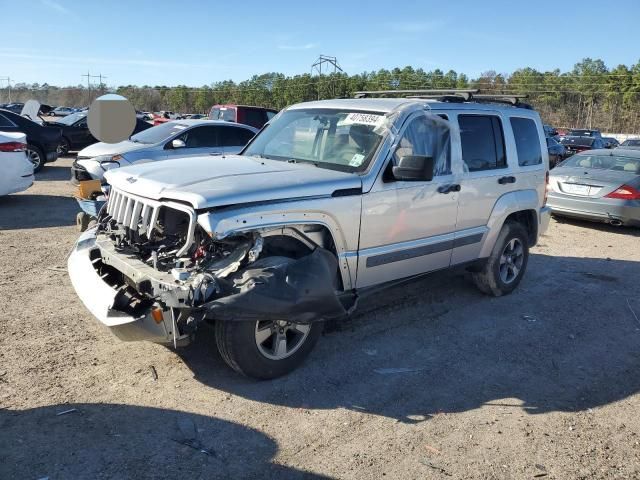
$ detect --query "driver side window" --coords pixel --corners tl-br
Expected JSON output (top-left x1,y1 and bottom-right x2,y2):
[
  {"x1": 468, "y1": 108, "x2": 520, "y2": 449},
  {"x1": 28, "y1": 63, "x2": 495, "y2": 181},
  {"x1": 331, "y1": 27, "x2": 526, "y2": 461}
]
[{"x1": 393, "y1": 115, "x2": 451, "y2": 176}]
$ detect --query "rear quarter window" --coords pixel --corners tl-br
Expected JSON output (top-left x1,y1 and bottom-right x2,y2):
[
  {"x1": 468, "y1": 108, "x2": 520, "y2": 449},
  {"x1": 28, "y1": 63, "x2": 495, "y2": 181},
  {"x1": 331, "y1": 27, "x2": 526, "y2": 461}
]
[{"x1": 510, "y1": 117, "x2": 542, "y2": 166}]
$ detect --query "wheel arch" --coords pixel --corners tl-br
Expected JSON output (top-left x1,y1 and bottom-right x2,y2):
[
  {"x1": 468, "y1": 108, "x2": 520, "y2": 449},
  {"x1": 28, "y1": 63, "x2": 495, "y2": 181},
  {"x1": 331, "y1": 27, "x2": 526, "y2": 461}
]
[{"x1": 478, "y1": 189, "x2": 541, "y2": 258}]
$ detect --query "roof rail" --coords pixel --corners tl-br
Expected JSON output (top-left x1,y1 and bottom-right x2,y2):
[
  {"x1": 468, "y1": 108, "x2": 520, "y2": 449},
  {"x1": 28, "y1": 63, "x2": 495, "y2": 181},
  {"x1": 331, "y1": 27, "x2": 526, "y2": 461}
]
[
  {"x1": 353, "y1": 89, "x2": 532, "y2": 108},
  {"x1": 353, "y1": 89, "x2": 478, "y2": 100}
]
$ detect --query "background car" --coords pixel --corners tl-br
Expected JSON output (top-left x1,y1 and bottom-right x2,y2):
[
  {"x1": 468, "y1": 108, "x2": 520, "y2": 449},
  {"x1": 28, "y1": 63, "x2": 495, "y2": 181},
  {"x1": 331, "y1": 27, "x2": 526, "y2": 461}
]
[
  {"x1": 0, "y1": 131, "x2": 33, "y2": 196},
  {"x1": 0, "y1": 103, "x2": 25, "y2": 114},
  {"x1": 567, "y1": 128, "x2": 602, "y2": 138},
  {"x1": 48, "y1": 106, "x2": 77, "y2": 117},
  {"x1": 618, "y1": 139, "x2": 640, "y2": 150},
  {"x1": 547, "y1": 148, "x2": 640, "y2": 227},
  {"x1": 72, "y1": 119, "x2": 257, "y2": 182},
  {"x1": 546, "y1": 136, "x2": 567, "y2": 168},
  {"x1": 559, "y1": 135, "x2": 606, "y2": 156},
  {"x1": 0, "y1": 108, "x2": 62, "y2": 172},
  {"x1": 603, "y1": 137, "x2": 620, "y2": 149},
  {"x1": 50, "y1": 111, "x2": 153, "y2": 155},
  {"x1": 209, "y1": 104, "x2": 277, "y2": 129}
]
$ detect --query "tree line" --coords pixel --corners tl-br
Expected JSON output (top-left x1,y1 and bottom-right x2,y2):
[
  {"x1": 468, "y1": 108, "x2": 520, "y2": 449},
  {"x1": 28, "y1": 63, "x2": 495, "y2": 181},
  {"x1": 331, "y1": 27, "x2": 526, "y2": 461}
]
[{"x1": 3, "y1": 58, "x2": 640, "y2": 133}]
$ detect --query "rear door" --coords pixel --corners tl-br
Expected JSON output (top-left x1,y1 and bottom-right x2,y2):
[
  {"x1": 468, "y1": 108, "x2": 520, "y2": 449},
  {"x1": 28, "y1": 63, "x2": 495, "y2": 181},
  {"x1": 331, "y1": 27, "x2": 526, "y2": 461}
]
[{"x1": 452, "y1": 111, "x2": 517, "y2": 264}]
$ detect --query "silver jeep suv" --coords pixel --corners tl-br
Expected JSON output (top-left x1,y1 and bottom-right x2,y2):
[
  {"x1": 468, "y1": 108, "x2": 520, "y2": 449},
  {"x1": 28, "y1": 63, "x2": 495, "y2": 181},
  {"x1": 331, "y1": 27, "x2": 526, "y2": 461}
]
[{"x1": 68, "y1": 90, "x2": 551, "y2": 379}]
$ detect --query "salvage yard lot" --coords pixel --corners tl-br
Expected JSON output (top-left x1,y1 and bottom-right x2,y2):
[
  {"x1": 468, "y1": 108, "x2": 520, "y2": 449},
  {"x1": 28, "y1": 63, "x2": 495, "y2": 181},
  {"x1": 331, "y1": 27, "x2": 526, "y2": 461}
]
[{"x1": 1, "y1": 157, "x2": 640, "y2": 479}]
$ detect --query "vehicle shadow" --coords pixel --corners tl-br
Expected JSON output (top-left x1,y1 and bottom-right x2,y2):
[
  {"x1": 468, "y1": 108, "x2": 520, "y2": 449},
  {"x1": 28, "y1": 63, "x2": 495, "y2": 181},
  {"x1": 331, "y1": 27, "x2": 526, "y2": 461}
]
[
  {"x1": 0, "y1": 194, "x2": 77, "y2": 229},
  {"x1": 0, "y1": 403, "x2": 331, "y2": 479},
  {"x1": 37, "y1": 161, "x2": 73, "y2": 182},
  {"x1": 179, "y1": 253, "x2": 640, "y2": 424},
  {"x1": 552, "y1": 215, "x2": 640, "y2": 236}
]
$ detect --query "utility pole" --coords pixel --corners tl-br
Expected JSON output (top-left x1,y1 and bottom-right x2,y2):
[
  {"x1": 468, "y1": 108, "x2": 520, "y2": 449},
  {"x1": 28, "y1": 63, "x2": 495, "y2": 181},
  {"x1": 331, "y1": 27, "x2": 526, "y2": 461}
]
[
  {"x1": 0, "y1": 76, "x2": 11, "y2": 103},
  {"x1": 311, "y1": 55, "x2": 343, "y2": 100},
  {"x1": 81, "y1": 71, "x2": 106, "y2": 105}
]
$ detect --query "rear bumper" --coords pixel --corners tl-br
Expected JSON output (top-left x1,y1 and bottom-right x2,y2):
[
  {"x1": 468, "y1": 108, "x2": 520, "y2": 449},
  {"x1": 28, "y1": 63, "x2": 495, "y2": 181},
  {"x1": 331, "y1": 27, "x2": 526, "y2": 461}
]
[
  {"x1": 67, "y1": 229, "x2": 189, "y2": 344},
  {"x1": 547, "y1": 194, "x2": 640, "y2": 226},
  {"x1": 539, "y1": 206, "x2": 551, "y2": 235}
]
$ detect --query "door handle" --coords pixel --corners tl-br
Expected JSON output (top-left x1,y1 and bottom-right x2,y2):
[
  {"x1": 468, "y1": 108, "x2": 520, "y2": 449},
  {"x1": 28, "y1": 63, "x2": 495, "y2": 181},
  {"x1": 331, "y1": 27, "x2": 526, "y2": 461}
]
[
  {"x1": 437, "y1": 184, "x2": 461, "y2": 194},
  {"x1": 498, "y1": 176, "x2": 516, "y2": 184}
]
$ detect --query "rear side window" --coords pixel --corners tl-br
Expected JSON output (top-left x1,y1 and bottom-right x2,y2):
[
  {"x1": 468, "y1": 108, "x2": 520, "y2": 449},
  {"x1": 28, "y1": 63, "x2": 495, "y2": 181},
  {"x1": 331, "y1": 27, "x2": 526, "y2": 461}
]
[
  {"x1": 459, "y1": 115, "x2": 506, "y2": 172},
  {"x1": 219, "y1": 126, "x2": 255, "y2": 147},
  {"x1": 510, "y1": 117, "x2": 542, "y2": 166},
  {"x1": 0, "y1": 113, "x2": 15, "y2": 127}
]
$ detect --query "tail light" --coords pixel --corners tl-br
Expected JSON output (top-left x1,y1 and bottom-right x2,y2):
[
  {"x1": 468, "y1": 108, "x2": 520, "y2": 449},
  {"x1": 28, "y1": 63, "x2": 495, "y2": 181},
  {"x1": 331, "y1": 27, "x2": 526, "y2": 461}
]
[
  {"x1": 0, "y1": 142, "x2": 27, "y2": 152},
  {"x1": 605, "y1": 185, "x2": 640, "y2": 200},
  {"x1": 544, "y1": 171, "x2": 550, "y2": 206}
]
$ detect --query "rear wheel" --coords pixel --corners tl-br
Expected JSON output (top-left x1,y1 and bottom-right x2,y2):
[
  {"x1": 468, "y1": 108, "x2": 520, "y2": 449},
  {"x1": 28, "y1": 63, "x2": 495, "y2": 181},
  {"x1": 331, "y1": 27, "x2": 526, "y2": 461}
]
[
  {"x1": 26, "y1": 144, "x2": 45, "y2": 173},
  {"x1": 57, "y1": 137, "x2": 70, "y2": 156},
  {"x1": 215, "y1": 319, "x2": 322, "y2": 379},
  {"x1": 472, "y1": 221, "x2": 529, "y2": 296}
]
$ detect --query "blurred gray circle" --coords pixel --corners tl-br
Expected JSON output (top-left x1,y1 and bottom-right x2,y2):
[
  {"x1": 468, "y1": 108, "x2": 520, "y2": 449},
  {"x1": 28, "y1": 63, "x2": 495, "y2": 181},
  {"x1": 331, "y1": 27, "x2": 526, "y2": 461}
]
[{"x1": 87, "y1": 94, "x2": 136, "y2": 143}]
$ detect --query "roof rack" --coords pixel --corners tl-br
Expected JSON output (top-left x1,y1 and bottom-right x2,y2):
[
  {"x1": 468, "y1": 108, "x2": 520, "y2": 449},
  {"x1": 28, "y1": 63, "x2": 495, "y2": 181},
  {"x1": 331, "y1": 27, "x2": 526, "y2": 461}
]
[
  {"x1": 353, "y1": 89, "x2": 532, "y2": 108},
  {"x1": 354, "y1": 89, "x2": 478, "y2": 100}
]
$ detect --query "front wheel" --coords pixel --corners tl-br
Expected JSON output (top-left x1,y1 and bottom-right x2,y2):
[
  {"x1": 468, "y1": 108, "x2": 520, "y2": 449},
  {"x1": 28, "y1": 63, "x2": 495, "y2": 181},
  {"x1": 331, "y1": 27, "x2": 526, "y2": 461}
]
[
  {"x1": 215, "y1": 319, "x2": 322, "y2": 379},
  {"x1": 472, "y1": 221, "x2": 529, "y2": 296}
]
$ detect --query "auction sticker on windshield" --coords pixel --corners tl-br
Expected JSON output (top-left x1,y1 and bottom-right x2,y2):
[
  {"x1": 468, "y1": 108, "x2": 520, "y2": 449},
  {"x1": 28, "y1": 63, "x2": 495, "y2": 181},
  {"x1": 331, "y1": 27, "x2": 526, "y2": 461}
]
[{"x1": 338, "y1": 113, "x2": 385, "y2": 128}]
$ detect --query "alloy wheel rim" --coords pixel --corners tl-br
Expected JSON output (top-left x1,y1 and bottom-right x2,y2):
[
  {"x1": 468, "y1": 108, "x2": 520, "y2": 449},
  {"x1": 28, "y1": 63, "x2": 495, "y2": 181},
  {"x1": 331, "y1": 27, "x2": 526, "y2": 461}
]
[
  {"x1": 27, "y1": 149, "x2": 41, "y2": 168},
  {"x1": 255, "y1": 320, "x2": 311, "y2": 360},
  {"x1": 57, "y1": 139, "x2": 69, "y2": 155},
  {"x1": 499, "y1": 238, "x2": 524, "y2": 284}
]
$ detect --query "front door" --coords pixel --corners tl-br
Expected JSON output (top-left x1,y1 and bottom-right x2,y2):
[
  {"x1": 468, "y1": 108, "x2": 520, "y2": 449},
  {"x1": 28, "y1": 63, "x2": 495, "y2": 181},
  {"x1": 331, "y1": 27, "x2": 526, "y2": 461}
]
[
  {"x1": 356, "y1": 112, "x2": 459, "y2": 288},
  {"x1": 165, "y1": 125, "x2": 222, "y2": 160}
]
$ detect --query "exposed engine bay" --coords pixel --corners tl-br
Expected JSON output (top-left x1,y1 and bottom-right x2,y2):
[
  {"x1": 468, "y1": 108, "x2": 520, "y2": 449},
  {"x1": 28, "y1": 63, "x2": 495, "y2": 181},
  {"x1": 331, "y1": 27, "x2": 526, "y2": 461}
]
[{"x1": 90, "y1": 195, "x2": 348, "y2": 333}]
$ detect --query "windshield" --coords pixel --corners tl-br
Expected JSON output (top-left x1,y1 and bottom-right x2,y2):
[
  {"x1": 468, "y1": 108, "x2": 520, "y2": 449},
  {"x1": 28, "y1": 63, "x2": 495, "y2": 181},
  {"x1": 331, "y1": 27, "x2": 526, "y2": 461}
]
[
  {"x1": 56, "y1": 112, "x2": 86, "y2": 125},
  {"x1": 621, "y1": 139, "x2": 640, "y2": 147},
  {"x1": 560, "y1": 136, "x2": 594, "y2": 147},
  {"x1": 129, "y1": 121, "x2": 188, "y2": 144},
  {"x1": 243, "y1": 108, "x2": 386, "y2": 172},
  {"x1": 559, "y1": 154, "x2": 640, "y2": 172},
  {"x1": 209, "y1": 107, "x2": 236, "y2": 121}
]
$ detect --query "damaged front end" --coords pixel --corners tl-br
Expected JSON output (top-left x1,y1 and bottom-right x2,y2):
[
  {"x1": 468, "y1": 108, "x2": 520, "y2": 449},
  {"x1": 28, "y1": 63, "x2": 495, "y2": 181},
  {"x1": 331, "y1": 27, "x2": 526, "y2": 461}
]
[{"x1": 67, "y1": 188, "x2": 346, "y2": 346}]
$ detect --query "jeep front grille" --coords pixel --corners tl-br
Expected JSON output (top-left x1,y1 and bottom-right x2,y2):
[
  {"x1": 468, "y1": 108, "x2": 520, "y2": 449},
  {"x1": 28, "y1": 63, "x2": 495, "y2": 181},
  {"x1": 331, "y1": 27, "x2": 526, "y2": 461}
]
[{"x1": 106, "y1": 188, "x2": 197, "y2": 257}]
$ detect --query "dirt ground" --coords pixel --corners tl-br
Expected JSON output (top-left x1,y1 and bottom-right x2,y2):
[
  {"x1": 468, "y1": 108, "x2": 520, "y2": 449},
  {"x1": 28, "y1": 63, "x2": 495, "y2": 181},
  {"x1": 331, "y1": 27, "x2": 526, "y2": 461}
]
[{"x1": 1, "y1": 157, "x2": 640, "y2": 480}]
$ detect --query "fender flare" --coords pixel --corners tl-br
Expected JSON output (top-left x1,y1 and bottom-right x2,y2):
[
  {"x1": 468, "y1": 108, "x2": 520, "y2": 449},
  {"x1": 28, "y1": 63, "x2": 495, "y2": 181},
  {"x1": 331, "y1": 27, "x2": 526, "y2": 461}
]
[{"x1": 478, "y1": 189, "x2": 540, "y2": 258}]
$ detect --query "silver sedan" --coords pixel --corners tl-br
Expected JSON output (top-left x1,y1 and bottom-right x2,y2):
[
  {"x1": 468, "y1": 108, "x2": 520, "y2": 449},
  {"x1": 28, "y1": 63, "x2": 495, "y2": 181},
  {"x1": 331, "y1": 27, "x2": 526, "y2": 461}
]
[{"x1": 547, "y1": 149, "x2": 640, "y2": 227}]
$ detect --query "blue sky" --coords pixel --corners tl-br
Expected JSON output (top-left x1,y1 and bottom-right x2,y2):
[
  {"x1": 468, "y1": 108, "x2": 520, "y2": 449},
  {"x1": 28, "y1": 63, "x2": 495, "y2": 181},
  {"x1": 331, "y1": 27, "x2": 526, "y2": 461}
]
[{"x1": 1, "y1": 0, "x2": 639, "y2": 87}]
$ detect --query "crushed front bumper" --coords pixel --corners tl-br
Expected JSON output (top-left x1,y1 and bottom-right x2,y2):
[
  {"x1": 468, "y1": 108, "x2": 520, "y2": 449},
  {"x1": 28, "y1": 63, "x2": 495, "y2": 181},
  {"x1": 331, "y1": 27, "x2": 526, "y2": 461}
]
[{"x1": 67, "y1": 229, "x2": 189, "y2": 344}]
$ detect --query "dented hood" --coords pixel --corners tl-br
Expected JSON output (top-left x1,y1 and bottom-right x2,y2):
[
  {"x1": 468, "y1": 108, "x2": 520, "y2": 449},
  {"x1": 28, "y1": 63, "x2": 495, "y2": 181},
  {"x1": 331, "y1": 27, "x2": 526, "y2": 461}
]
[{"x1": 104, "y1": 154, "x2": 362, "y2": 209}]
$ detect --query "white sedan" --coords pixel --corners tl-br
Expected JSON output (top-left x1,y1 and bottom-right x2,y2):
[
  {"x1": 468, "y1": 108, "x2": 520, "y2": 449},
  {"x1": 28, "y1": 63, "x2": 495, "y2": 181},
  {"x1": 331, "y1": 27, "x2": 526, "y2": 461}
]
[{"x1": 0, "y1": 131, "x2": 34, "y2": 196}]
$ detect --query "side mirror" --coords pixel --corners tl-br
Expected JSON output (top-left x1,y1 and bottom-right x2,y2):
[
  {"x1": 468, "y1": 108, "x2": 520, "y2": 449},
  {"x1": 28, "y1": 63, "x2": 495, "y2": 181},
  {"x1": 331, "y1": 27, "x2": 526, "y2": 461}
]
[
  {"x1": 171, "y1": 138, "x2": 186, "y2": 149},
  {"x1": 392, "y1": 155, "x2": 434, "y2": 182}
]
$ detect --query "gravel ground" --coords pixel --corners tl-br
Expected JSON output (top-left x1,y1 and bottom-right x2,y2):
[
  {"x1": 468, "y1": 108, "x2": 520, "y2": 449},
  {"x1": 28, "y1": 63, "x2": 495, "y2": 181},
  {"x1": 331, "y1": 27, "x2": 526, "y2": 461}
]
[{"x1": 1, "y1": 156, "x2": 640, "y2": 479}]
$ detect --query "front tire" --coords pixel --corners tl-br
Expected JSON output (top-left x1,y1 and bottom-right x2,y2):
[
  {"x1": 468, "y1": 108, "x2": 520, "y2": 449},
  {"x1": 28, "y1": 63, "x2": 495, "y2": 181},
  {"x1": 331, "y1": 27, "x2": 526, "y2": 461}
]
[
  {"x1": 215, "y1": 319, "x2": 322, "y2": 379},
  {"x1": 472, "y1": 221, "x2": 529, "y2": 297}
]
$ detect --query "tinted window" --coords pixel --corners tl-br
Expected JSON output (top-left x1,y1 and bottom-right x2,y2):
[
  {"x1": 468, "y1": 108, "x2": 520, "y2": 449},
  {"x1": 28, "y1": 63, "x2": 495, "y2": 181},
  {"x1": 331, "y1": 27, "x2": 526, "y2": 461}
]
[
  {"x1": 243, "y1": 108, "x2": 265, "y2": 128},
  {"x1": 266, "y1": 111, "x2": 277, "y2": 120},
  {"x1": 183, "y1": 126, "x2": 218, "y2": 148},
  {"x1": 459, "y1": 115, "x2": 506, "y2": 171},
  {"x1": 219, "y1": 126, "x2": 255, "y2": 147},
  {"x1": 510, "y1": 117, "x2": 542, "y2": 166},
  {"x1": 561, "y1": 137, "x2": 594, "y2": 147},
  {"x1": 393, "y1": 115, "x2": 451, "y2": 176},
  {"x1": 0, "y1": 113, "x2": 15, "y2": 127}
]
